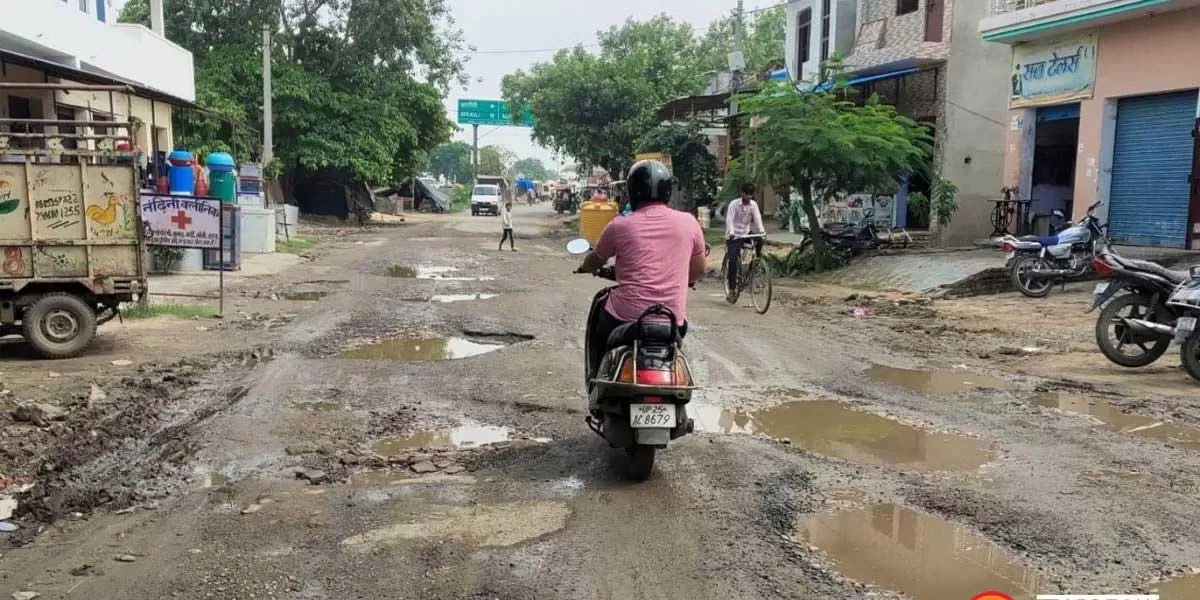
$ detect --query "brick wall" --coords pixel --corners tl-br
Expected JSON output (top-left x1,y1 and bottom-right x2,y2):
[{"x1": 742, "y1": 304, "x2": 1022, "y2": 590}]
[{"x1": 845, "y1": 0, "x2": 953, "y2": 72}]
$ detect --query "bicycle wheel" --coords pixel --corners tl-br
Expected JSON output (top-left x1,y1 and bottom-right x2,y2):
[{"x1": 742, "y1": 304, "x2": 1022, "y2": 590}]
[
  {"x1": 721, "y1": 254, "x2": 739, "y2": 304},
  {"x1": 749, "y1": 258, "x2": 772, "y2": 314}
]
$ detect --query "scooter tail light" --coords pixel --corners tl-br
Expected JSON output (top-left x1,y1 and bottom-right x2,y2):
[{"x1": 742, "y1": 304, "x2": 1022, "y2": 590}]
[
  {"x1": 636, "y1": 368, "x2": 678, "y2": 386},
  {"x1": 1001, "y1": 242, "x2": 1015, "y2": 254},
  {"x1": 1092, "y1": 256, "x2": 1115, "y2": 277},
  {"x1": 640, "y1": 396, "x2": 664, "y2": 404}
]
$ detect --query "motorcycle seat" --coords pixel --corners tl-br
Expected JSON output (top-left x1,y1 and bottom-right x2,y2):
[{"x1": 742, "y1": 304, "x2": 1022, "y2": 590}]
[
  {"x1": 607, "y1": 320, "x2": 681, "y2": 348},
  {"x1": 1016, "y1": 235, "x2": 1042, "y2": 242},
  {"x1": 1036, "y1": 235, "x2": 1059, "y2": 246},
  {"x1": 1118, "y1": 258, "x2": 1190, "y2": 284}
]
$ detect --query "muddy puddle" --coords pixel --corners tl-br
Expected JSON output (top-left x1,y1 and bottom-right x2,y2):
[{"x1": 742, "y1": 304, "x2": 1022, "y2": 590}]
[
  {"x1": 293, "y1": 401, "x2": 342, "y2": 412},
  {"x1": 373, "y1": 424, "x2": 510, "y2": 454},
  {"x1": 1157, "y1": 574, "x2": 1200, "y2": 598},
  {"x1": 691, "y1": 400, "x2": 992, "y2": 471},
  {"x1": 865, "y1": 363, "x2": 1011, "y2": 395},
  {"x1": 801, "y1": 504, "x2": 1042, "y2": 600},
  {"x1": 340, "y1": 336, "x2": 505, "y2": 361},
  {"x1": 341, "y1": 501, "x2": 570, "y2": 550},
  {"x1": 282, "y1": 290, "x2": 329, "y2": 301},
  {"x1": 205, "y1": 472, "x2": 229, "y2": 488},
  {"x1": 1034, "y1": 393, "x2": 1200, "y2": 451},
  {"x1": 348, "y1": 469, "x2": 413, "y2": 486},
  {"x1": 389, "y1": 265, "x2": 494, "y2": 281}
]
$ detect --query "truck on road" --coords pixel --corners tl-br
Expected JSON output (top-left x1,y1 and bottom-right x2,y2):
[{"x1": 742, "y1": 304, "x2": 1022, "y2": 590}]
[
  {"x1": 471, "y1": 175, "x2": 508, "y2": 216},
  {"x1": 0, "y1": 83, "x2": 146, "y2": 358}
]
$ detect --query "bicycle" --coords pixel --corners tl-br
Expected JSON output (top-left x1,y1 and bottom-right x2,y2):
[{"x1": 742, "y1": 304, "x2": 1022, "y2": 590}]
[{"x1": 720, "y1": 233, "x2": 772, "y2": 314}]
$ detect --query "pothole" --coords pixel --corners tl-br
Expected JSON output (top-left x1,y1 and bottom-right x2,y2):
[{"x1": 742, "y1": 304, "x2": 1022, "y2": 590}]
[
  {"x1": 348, "y1": 469, "x2": 414, "y2": 486},
  {"x1": 282, "y1": 291, "x2": 329, "y2": 301},
  {"x1": 692, "y1": 400, "x2": 993, "y2": 471},
  {"x1": 800, "y1": 504, "x2": 1043, "y2": 599},
  {"x1": 373, "y1": 424, "x2": 511, "y2": 455},
  {"x1": 340, "y1": 336, "x2": 506, "y2": 361},
  {"x1": 865, "y1": 363, "x2": 1011, "y2": 395},
  {"x1": 388, "y1": 265, "x2": 494, "y2": 281},
  {"x1": 430, "y1": 293, "x2": 499, "y2": 303},
  {"x1": 1156, "y1": 573, "x2": 1200, "y2": 598},
  {"x1": 1034, "y1": 393, "x2": 1200, "y2": 451},
  {"x1": 204, "y1": 472, "x2": 229, "y2": 488},
  {"x1": 293, "y1": 401, "x2": 343, "y2": 412},
  {"x1": 340, "y1": 501, "x2": 571, "y2": 550}
]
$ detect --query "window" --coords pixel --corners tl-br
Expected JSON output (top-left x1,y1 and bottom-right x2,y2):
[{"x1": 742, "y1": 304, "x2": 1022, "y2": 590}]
[
  {"x1": 898, "y1": 0, "x2": 919, "y2": 15},
  {"x1": 820, "y1": 0, "x2": 832, "y2": 62},
  {"x1": 796, "y1": 8, "x2": 812, "y2": 65},
  {"x1": 473, "y1": 186, "x2": 499, "y2": 196}
]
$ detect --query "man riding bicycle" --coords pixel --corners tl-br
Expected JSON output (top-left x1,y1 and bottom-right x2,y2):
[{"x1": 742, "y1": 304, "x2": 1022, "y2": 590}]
[{"x1": 725, "y1": 183, "x2": 766, "y2": 299}]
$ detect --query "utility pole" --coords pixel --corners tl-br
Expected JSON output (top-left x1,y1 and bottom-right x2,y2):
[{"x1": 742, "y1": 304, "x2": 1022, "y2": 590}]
[
  {"x1": 472, "y1": 124, "x2": 479, "y2": 180},
  {"x1": 262, "y1": 25, "x2": 274, "y2": 168},
  {"x1": 727, "y1": 0, "x2": 746, "y2": 167}
]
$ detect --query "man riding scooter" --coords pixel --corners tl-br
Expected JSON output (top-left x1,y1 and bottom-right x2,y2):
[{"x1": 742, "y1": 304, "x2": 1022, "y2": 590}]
[{"x1": 575, "y1": 159, "x2": 707, "y2": 392}]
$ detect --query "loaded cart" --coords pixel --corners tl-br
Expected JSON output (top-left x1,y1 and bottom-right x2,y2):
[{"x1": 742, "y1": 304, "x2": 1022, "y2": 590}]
[{"x1": 0, "y1": 83, "x2": 146, "y2": 358}]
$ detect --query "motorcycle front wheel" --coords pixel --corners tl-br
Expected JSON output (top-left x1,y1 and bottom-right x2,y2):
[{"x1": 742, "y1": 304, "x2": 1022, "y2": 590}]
[
  {"x1": 626, "y1": 445, "x2": 656, "y2": 480},
  {"x1": 1010, "y1": 255, "x2": 1054, "y2": 298},
  {"x1": 1181, "y1": 332, "x2": 1200, "y2": 383},
  {"x1": 1095, "y1": 293, "x2": 1170, "y2": 368}
]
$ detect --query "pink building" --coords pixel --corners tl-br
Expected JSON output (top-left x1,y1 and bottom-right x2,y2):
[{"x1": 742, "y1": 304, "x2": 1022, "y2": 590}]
[{"x1": 981, "y1": 0, "x2": 1200, "y2": 249}]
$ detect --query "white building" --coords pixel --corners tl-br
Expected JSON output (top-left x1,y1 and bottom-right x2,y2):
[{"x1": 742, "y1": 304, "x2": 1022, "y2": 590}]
[{"x1": 0, "y1": 0, "x2": 195, "y2": 161}]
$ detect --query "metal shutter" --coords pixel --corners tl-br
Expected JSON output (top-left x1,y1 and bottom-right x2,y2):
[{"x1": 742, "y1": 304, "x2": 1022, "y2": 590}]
[{"x1": 1109, "y1": 90, "x2": 1198, "y2": 248}]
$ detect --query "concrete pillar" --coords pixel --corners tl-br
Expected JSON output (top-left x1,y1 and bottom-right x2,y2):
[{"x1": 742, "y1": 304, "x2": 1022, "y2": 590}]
[{"x1": 150, "y1": 0, "x2": 165, "y2": 36}]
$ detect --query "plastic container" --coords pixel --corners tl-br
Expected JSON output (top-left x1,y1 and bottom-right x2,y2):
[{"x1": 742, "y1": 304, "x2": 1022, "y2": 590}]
[
  {"x1": 206, "y1": 152, "x2": 237, "y2": 204},
  {"x1": 697, "y1": 206, "x2": 711, "y2": 229},
  {"x1": 580, "y1": 200, "x2": 619, "y2": 245},
  {"x1": 167, "y1": 149, "x2": 195, "y2": 195}
]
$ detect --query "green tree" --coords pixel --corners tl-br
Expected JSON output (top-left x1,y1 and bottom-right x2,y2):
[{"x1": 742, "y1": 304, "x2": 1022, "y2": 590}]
[
  {"x1": 478, "y1": 145, "x2": 514, "y2": 177},
  {"x1": 120, "y1": 0, "x2": 463, "y2": 204},
  {"x1": 502, "y1": 15, "x2": 704, "y2": 178},
  {"x1": 635, "y1": 122, "x2": 719, "y2": 210},
  {"x1": 696, "y1": 5, "x2": 787, "y2": 76},
  {"x1": 737, "y1": 75, "x2": 933, "y2": 270},
  {"x1": 511, "y1": 157, "x2": 556, "y2": 182},
  {"x1": 429, "y1": 141, "x2": 473, "y2": 184}
]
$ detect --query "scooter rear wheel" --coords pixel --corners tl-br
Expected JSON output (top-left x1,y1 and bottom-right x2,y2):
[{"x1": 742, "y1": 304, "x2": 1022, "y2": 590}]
[
  {"x1": 1182, "y1": 332, "x2": 1200, "y2": 383},
  {"x1": 1094, "y1": 293, "x2": 1170, "y2": 368},
  {"x1": 1011, "y1": 255, "x2": 1054, "y2": 298},
  {"x1": 626, "y1": 445, "x2": 656, "y2": 480}
]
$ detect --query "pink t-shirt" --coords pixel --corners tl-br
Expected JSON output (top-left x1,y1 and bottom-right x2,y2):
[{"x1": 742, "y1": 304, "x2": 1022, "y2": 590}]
[{"x1": 593, "y1": 203, "x2": 705, "y2": 324}]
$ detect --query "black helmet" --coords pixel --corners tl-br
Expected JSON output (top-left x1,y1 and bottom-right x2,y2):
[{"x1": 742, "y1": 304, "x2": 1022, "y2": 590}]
[{"x1": 626, "y1": 159, "x2": 673, "y2": 210}]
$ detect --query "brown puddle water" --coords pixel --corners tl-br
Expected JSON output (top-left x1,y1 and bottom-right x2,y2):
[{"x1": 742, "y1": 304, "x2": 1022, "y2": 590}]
[
  {"x1": 388, "y1": 265, "x2": 494, "y2": 281},
  {"x1": 1157, "y1": 574, "x2": 1200, "y2": 599},
  {"x1": 373, "y1": 424, "x2": 510, "y2": 455},
  {"x1": 293, "y1": 401, "x2": 343, "y2": 412},
  {"x1": 1034, "y1": 393, "x2": 1200, "y2": 451},
  {"x1": 692, "y1": 400, "x2": 992, "y2": 471},
  {"x1": 340, "y1": 337, "x2": 504, "y2": 361},
  {"x1": 282, "y1": 291, "x2": 329, "y2": 301},
  {"x1": 866, "y1": 364, "x2": 1011, "y2": 395},
  {"x1": 801, "y1": 504, "x2": 1042, "y2": 600},
  {"x1": 348, "y1": 469, "x2": 413, "y2": 486}
]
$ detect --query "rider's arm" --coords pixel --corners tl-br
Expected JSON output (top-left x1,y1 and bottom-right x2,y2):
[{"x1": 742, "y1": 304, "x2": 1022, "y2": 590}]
[
  {"x1": 688, "y1": 223, "x2": 707, "y2": 284},
  {"x1": 724, "y1": 202, "x2": 735, "y2": 240},
  {"x1": 751, "y1": 201, "x2": 765, "y2": 234},
  {"x1": 577, "y1": 219, "x2": 620, "y2": 273},
  {"x1": 577, "y1": 251, "x2": 606, "y2": 274}
]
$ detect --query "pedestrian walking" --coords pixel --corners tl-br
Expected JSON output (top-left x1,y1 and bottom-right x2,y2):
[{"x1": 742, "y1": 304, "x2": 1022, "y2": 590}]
[{"x1": 499, "y1": 201, "x2": 517, "y2": 251}]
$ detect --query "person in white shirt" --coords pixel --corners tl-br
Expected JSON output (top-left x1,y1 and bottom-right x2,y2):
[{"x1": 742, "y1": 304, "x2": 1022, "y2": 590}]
[
  {"x1": 725, "y1": 183, "x2": 766, "y2": 296},
  {"x1": 498, "y1": 201, "x2": 516, "y2": 251}
]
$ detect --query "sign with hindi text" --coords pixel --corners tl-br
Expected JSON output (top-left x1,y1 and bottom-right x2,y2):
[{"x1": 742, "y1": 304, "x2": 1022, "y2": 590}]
[
  {"x1": 1010, "y1": 30, "x2": 1098, "y2": 108},
  {"x1": 140, "y1": 195, "x2": 221, "y2": 249}
]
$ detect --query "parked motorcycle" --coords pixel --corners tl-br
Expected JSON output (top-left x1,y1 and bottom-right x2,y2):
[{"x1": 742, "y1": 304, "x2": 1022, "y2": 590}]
[
  {"x1": 1000, "y1": 201, "x2": 1109, "y2": 298},
  {"x1": 1088, "y1": 250, "x2": 1193, "y2": 367},
  {"x1": 555, "y1": 192, "x2": 579, "y2": 215},
  {"x1": 567, "y1": 238, "x2": 700, "y2": 480},
  {"x1": 1167, "y1": 268, "x2": 1200, "y2": 381},
  {"x1": 798, "y1": 209, "x2": 908, "y2": 257}
]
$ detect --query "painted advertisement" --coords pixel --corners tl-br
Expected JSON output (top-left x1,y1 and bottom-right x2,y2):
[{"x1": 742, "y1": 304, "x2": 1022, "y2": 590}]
[
  {"x1": 1010, "y1": 30, "x2": 1098, "y2": 108},
  {"x1": 140, "y1": 195, "x2": 221, "y2": 249}
]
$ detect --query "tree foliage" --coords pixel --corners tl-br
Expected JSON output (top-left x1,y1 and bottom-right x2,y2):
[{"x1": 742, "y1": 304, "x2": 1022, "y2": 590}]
[
  {"x1": 502, "y1": 15, "x2": 706, "y2": 178},
  {"x1": 635, "y1": 122, "x2": 719, "y2": 209},
  {"x1": 429, "y1": 141, "x2": 473, "y2": 184},
  {"x1": 737, "y1": 73, "x2": 933, "y2": 269},
  {"x1": 119, "y1": 0, "x2": 464, "y2": 199},
  {"x1": 511, "y1": 157, "x2": 556, "y2": 182},
  {"x1": 695, "y1": 5, "x2": 787, "y2": 76},
  {"x1": 477, "y1": 145, "x2": 514, "y2": 177}
]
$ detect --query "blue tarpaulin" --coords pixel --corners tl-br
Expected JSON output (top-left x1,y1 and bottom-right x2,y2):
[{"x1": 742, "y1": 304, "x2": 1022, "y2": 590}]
[
  {"x1": 768, "y1": 68, "x2": 788, "y2": 81},
  {"x1": 810, "y1": 68, "x2": 919, "y2": 93}
]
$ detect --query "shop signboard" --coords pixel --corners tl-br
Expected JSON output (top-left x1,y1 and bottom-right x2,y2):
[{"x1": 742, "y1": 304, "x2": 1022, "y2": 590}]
[
  {"x1": 140, "y1": 194, "x2": 221, "y2": 248},
  {"x1": 1010, "y1": 30, "x2": 1098, "y2": 108}
]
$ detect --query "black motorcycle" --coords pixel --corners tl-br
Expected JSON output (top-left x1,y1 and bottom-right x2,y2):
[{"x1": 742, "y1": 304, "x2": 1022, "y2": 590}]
[
  {"x1": 554, "y1": 192, "x2": 579, "y2": 215},
  {"x1": 1089, "y1": 250, "x2": 1193, "y2": 368},
  {"x1": 797, "y1": 209, "x2": 907, "y2": 257},
  {"x1": 1167, "y1": 268, "x2": 1200, "y2": 382}
]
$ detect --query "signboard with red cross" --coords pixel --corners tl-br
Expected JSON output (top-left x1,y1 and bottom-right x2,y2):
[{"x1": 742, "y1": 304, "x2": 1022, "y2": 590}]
[{"x1": 139, "y1": 194, "x2": 222, "y2": 248}]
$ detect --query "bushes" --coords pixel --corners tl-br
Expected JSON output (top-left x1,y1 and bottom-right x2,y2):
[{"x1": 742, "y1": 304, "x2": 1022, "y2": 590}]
[{"x1": 764, "y1": 245, "x2": 850, "y2": 278}]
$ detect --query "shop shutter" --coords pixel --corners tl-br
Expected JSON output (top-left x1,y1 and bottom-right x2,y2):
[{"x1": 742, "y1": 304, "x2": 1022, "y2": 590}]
[{"x1": 1109, "y1": 90, "x2": 1198, "y2": 248}]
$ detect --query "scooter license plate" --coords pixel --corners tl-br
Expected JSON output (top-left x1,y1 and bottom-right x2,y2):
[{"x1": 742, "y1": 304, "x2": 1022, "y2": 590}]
[
  {"x1": 630, "y1": 404, "x2": 677, "y2": 428},
  {"x1": 1005, "y1": 251, "x2": 1014, "y2": 261},
  {"x1": 1093, "y1": 282, "x2": 1108, "y2": 295},
  {"x1": 1178, "y1": 317, "x2": 1197, "y2": 333}
]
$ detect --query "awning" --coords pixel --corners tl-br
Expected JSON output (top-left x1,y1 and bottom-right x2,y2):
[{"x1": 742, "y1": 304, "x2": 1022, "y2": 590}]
[
  {"x1": 0, "y1": 48, "x2": 198, "y2": 109},
  {"x1": 811, "y1": 67, "x2": 919, "y2": 93}
]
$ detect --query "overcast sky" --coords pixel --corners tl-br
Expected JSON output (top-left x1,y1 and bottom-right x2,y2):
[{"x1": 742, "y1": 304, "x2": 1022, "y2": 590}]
[{"x1": 114, "y1": 0, "x2": 776, "y2": 172}]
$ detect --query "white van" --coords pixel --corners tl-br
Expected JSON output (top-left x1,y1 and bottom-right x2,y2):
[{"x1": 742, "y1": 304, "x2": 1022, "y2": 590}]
[{"x1": 470, "y1": 184, "x2": 502, "y2": 216}]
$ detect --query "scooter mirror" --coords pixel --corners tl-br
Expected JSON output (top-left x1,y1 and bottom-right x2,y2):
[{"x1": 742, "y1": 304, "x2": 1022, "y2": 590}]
[
  {"x1": 704, "y1": 243, "x2": 712, "y2": 257},
  {"x1": 1052, "y1": 209, "x2": 1065, "y2": 219},
  {"x1": 566, "y1": 238, "x2": 592, "y2": 255}
]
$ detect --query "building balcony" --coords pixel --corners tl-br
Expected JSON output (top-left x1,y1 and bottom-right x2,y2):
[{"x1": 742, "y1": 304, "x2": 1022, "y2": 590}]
[
  {"x1": 981, "y1": 0, "x2": 1200, "y2": 43},
  {"x1": 0, "y1": 0, "x2": 194, "y2": 102}
]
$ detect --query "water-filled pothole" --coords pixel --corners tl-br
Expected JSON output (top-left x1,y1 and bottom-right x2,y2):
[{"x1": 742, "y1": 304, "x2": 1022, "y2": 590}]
[
  {"x1": 388, "y1": 265, "x2": 494, "y2": 281},
  {"x1": 1034, "y1": 393, "x2": 1200, "y2": 451},
  {"x1": 1157, "y1": 574, "x2": 1200, "y2": 598},
  {"x1": 430, "y1": 293, "x2": 499, "y2": 303},
  {"x1": 341, "y1": 501, "x2": 570, "y2": 550},
  {"x1": 348, "y1": 469, "x2": 413, "y2": 486},
  {"x1": 801, "y1": 504, "x2": 1042, "y2": 599},
  {"x1": 282, "y1": 290, "x2": 329, "y2": 301},
  {"x1": 340, "y1": 337, "x2": 505, "y2": 361},
  {"x1": 293, "y1": 401, "x2": 343, "y2": 412},
  {"x1": 373, "y1": 424, "x2": 510, "y2": 455},
  {"x1": 692, "y1": 400, "x2": 992, "y2": 471},
  {"x1": 865, "y1": 364, "x2": 1011, "y2": 395}
]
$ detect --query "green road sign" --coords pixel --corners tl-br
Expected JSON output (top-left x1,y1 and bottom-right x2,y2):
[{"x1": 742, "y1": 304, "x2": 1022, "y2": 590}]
[{"x1": 457, "y1": 99, "x2": 534, "y2": 127}]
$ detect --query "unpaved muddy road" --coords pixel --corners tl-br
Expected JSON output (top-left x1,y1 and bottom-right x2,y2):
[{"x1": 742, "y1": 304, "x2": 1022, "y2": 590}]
[{"x1": 2, "y1": 204, "x2": 1199, "y2": 600}]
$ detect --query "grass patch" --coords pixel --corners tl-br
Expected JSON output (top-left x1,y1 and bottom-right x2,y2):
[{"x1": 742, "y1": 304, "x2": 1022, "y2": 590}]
[
  {"x1": 277, "y1": 234, "x2": 317, "y2": 254},
  {"x1": 704, "y1": 227, "x2": 726, "y2": 247},
  {"x1": 123, "y1": 303, "x2": 215, "y2": 319}
]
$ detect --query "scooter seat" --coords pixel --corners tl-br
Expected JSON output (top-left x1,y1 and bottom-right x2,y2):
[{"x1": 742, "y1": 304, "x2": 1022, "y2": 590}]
[
  {"x1": 1117, "y1": 258, "x2": 1190, "y2": 284},
  {"x1": 607, "y1": 321, "x2": 681, "y2": 348}
]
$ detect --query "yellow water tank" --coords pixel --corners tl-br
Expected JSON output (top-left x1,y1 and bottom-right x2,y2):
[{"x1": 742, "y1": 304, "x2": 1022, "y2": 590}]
[{"x1": 580, "y1": 200, "x2": 619, "y2": 245}]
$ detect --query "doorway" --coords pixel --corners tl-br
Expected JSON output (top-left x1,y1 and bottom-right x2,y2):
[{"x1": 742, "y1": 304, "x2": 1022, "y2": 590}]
[{"x1": 1031, "y1": 103, "x2": 1079, "y2": 231}]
